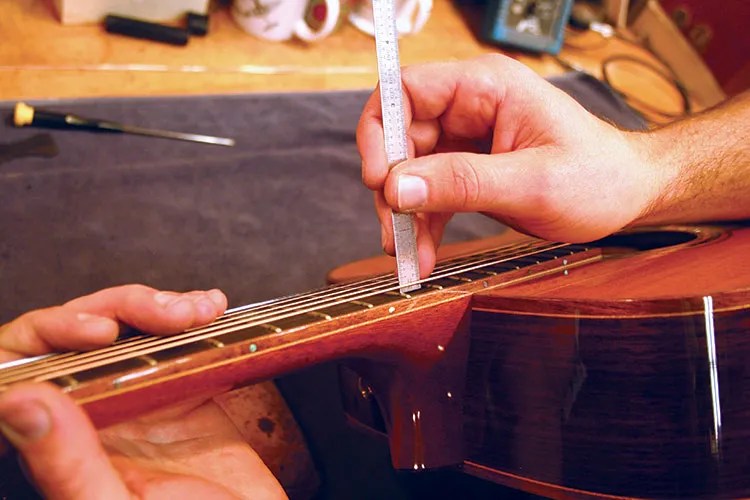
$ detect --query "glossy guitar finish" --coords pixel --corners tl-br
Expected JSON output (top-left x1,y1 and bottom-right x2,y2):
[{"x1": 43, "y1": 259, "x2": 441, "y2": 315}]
[
  {"x1": 1, "y1": 224, "x2": 749, "y2": 499},
  {"x1": 334, "y1": 224, "x2": 750, "y2": 499}
]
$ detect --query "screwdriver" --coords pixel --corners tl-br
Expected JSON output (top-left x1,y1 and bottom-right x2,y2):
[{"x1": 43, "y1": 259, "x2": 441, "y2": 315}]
[{"x1": 12, "y1": 102, "x2": 235, "y2": 147}]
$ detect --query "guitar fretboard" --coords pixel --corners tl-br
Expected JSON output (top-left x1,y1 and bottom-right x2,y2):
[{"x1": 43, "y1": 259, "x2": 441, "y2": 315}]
[{"x1": 0, "y1": 239, "x2": 591, "y2": 393}]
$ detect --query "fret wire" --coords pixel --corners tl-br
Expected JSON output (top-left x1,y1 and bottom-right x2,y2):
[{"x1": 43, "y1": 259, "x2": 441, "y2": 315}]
[
  {"x1": 0, "y1": 260, "x2": 425, "y2": 381},
  {"x1": 0, "y1": 292, "x2": 334, "y2": 376},
  {"x1": 0, "y1": 239, "x2": 563, "y2": 384},
  {"x1": 0, "y1": 238, "x2": 552, "y2": 380},
  {"x1": 0, "y1": 256, "x2": 427, "y2": 380},
  {"x1": 0, "y1": 334, "x2": 143, "y2": 370},
  {"x1": 217, "y1": 273, "x2": 388, "y2": 319},
  {"x1": 0, "y1": 240, "x2": 567, "y2": 385},
  {"x1": 213, "y1": 237, "x2": 547, "y2": 322},
  {"x1": 0, "y1": 240, "x2": 571, "y2": 385}
]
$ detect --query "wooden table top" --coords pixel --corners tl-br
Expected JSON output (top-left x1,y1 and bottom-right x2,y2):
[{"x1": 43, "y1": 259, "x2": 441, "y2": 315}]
[{"x1": 1, "y1": 0, "x2": 691, "y2": 121}]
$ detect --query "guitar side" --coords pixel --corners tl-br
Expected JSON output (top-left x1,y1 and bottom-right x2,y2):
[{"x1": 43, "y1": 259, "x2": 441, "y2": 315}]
[
  {"x1": 335, "y1": 224, "x2": 750, "y2": 499},
  {"x1": 2, "y1": 224, "x2": 748, "y2": 499}
]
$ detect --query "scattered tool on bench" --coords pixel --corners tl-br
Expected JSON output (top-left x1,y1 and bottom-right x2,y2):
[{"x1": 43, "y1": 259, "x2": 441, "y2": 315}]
[{"x1": 12, "y1": 102, "x2": 235, "y2": 147}]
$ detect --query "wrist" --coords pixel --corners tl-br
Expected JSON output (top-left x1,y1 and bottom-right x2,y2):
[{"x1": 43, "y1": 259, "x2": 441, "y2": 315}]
[{"x1": 625, "y1": 127, "x2": 686, "y2": 226}]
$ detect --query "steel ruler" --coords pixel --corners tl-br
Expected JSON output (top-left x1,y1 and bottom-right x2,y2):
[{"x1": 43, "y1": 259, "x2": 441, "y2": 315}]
[{"x1": 372, "y1": 0, "x2": 421, "y2": 293}]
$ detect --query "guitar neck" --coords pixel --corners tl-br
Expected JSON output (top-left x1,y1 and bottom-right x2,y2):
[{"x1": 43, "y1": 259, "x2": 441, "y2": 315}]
[
  {"x1": 0, "y1": 238, "x2": 593, "y2": 428},
  {"x1": 5, "y1": 224, "x2": 750, "y2": 498}
]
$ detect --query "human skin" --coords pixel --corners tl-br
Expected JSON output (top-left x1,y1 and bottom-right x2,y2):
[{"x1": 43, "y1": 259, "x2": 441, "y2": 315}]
[
  {"x1": 0, "y1": 285, "x2": 287, "y2": 500},
  {"x1": 357, "y1": 54, "x2": 750, "y2": 277}
]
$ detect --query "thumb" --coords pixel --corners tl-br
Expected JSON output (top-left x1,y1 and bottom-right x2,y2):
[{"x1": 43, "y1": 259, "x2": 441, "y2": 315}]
[
  {"x1": 0, "y1": 383, "x2": 130, "y2": 500},
  {"x1": 384, "y1": 149, "x2": 548, "y2": 215}
]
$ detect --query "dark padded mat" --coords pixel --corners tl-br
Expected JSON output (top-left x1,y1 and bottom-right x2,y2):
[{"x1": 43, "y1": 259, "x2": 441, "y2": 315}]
[{"x1": 0, "y1": 71, "x2": 645, "y2": 499}]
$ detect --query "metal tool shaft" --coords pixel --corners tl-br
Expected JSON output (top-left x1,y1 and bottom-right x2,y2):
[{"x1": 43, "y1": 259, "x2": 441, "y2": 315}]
[
  {"x1": 117, "y1": 124, "x2": 235, "y2": 146},
  {"x1": 13, "y1": 102, "x2": 235, "y2": 147}
]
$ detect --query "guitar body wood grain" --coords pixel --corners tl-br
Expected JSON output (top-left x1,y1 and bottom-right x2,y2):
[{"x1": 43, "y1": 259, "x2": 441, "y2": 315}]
[
  {"x1": 2, "y1": 224, "x2": 749, "y2": 499},
  {"x1": 334, "y1": 224, "x2": 750, "y2": 499}
]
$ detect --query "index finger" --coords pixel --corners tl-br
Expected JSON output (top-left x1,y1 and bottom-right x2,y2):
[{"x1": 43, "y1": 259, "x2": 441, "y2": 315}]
[
  {"x1": 357, "y1": 84, "x2": 389, "y2": 190},
  {"x1": 0, "y1": 286, "x2": 227, "y2": 361},
  {"x1": 358, "y1": 57, "x2": 509, "y2": 191},
  {"x1": 358, "y1": 77, "x2": 423, "y2": 191},
  {"x1": 63, "y1": 285, "x2": 227, "y2": 334}
]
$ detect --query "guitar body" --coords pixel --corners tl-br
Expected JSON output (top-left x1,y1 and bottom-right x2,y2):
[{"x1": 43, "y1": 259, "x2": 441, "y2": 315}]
[
  {"x1": 331, "y1": 224, "x2": 750, "y2": 499},
  {"x1": 2, "y1": 224, "x2": 749, "y2": 499}
]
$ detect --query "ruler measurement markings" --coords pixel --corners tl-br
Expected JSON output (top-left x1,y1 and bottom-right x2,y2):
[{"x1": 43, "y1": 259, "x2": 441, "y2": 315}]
[{"x1": 372, "y1": 0, "x2": 421, "y2": 293}]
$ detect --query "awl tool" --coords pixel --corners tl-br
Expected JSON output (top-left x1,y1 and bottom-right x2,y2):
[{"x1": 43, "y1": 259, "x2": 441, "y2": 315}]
[{"x1": 13, "y1": 102, "x2": 235, "y2": 147}]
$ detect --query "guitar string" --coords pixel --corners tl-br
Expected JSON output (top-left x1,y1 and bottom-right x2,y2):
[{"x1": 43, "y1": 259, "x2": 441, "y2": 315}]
[
  {"x1": 0, "y1": 290, "x2": 308, "y2": 369},
  {"x1": 0, "y1": 240, "x2": 542, "y2": 376},
  {"x1": 0, "y1": 240, "x2": 568, "y2": 385},
  {"x1": 0, "y1": 239, "x2": 550, "y2": 380},
  {"x1": 31, "y1": 244, "x2": 571, "y2": 384},
  {"x1": 0, "y1": 240, "x2": 473, "y2": 379},
  {"x1": 0, "y1": 282, "x2": 345, "y2": 371},
  {"x1": 208, "y1": 239, "x2": 540, "y2": 325},
  {"x1": 0, "y1": 286, "x2": 314, "y2": 374},
  {"x1": 0, "y1": 240, "x2": 571, "y2": 384},
  {"x1": 0, "y1": 240, "x2": 563, "y2": 384}
]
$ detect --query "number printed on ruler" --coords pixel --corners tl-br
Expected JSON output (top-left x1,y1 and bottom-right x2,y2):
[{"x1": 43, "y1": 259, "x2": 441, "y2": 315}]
[
  {"x1": 373, "y1": 3, "x2": 407, "y2": 165},
  {"x1": 372, "y1": 0, "x2": 421, "y2": 293}
]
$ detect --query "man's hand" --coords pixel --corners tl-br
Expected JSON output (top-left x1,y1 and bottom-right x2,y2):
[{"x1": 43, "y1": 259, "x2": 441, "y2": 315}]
[
  {"x1": 357, "y1": 54, "x2": 670, "y2": 277},
  {"x1": 0, "y1": 285, "x2": 287, "y2": 499},
  {"x1": 0, "y1": 285, "x2": 227, "y2": 363}
]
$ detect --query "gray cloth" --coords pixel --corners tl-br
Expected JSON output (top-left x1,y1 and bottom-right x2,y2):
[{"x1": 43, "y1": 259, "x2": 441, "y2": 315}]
[
  {"x1": 0, "y1": 91, "x2": 503, "y2": 320},
  {"x1": 0, "y1": 71, "x2": 644, "y2": 321},
  {"x1": 0, "y1": 71, "x2": 644, "y2": 499}
]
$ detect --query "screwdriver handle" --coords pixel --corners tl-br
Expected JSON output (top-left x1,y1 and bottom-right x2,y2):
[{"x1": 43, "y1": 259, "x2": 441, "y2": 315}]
[
  {"x1": 12, "y1": 102, "x2": 234, "y2": 146},
  {"x1": 105, "y1": 15, "x2": 189, "y2": 46},
  {"x1": 13, "y1": 103, "x2": 121, "y2": 133}
]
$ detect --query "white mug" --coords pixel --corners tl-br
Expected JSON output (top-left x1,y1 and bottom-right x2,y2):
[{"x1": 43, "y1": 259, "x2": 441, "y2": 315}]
[
  {"x1": 348, "y1": 0, "x2": 432, "y2": 37},
  {"x1": 232, "y1": 0, "x2": 341, "y2": 42}
]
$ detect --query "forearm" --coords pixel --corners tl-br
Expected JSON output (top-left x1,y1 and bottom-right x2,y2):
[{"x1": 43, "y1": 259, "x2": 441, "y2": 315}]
[{"x1": 637, "y1": 90, "x2": 750, "y2": 225}]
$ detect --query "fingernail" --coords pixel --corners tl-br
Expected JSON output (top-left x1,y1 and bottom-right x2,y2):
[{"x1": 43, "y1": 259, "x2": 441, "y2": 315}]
[
  {"x1": 0, "y1": 400, "x2": 51, "y2": 446},
  {"x1": 154, "y1": 291, "x2": 179, "y2": 307},
  {"x1": 397, "y1": 175, "x2": 427, "y2": 211},
  {"x1": 207, "y1": 289, "x2": 225, "y2": 308}
]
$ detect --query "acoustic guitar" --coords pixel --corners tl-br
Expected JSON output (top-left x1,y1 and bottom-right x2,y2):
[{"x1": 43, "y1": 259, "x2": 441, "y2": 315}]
[{"x1": 1, "y1": 223, "x2": 749, "y2": 499}]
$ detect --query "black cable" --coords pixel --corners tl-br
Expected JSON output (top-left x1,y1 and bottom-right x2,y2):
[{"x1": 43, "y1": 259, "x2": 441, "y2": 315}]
[
  {"x1": 601, "y1": 54, "x2": 692, "y2": 121},
  {"x1": 553, "y1": 55, "x2": 587, "y2": 73},
  {"x1": 608, "y1": 31, "x2": 693, "y2": 118},
  {"x1": 557, "y1": 20, "x2": 693, "y2": 123}
]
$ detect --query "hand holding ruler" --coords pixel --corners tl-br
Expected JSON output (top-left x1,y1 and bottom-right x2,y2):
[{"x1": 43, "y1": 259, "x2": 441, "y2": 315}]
[{"x1": 372, "y1": 0, "x2": 421, "y2": 293}]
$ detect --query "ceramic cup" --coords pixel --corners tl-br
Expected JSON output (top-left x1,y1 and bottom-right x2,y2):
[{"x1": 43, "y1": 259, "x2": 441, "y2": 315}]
[
  {"x1": 348, "y1": 0, "x2": 432, "y2": 37},
  {"x1": 232, "y1": 0, "x2": 341, "y2": 42}
]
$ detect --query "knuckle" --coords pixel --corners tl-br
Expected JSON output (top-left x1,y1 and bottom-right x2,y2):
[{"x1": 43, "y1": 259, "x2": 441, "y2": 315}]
[
  {"x1": 128, "y1": 284, "x2": 151, "y2": 294},
  {"x1": 475, "y1": 53, "x2": 515, "y2": 72},
  {"x1": 24, "y1": 306, "x2": 63, "y2": 325},
  {"x1": 475, "y1": 53, "x2": 504, "y2": 65},
  {"x1": 402, "y1": 60, "x2": 440, "y2": 83},
  {"x1": 477, "y1": 86, "x2": 497, "y2": 118},
  {"x1": 362, "y1": 170, "x2": 383, "y2": 191}
]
